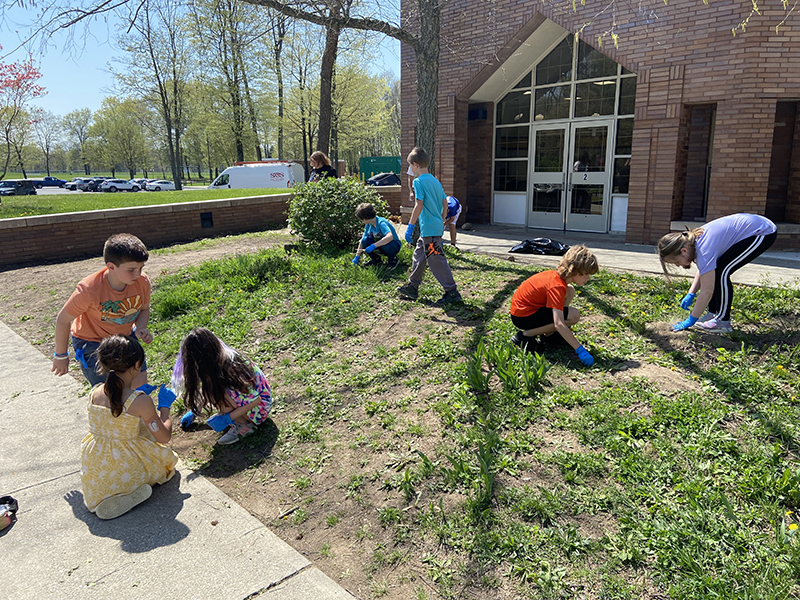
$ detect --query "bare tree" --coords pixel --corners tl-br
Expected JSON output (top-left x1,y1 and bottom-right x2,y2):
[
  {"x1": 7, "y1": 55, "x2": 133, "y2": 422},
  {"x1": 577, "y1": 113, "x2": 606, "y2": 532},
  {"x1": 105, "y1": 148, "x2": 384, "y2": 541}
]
[
  {"x1": 33, "y1": 109, "x2": 63, "y2": 176},
  {"x1": 116, "y1": 0, "x2": 190, "y2": 189}
]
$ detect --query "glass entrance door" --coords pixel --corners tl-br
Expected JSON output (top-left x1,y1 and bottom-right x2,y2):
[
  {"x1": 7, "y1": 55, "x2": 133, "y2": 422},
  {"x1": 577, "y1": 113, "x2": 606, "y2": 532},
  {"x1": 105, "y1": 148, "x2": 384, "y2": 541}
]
[
  {"x1": 527, "y1": 123, "x2": 568, "y2": 230},
  {"x1": 528, "y1": 120, "x2": 614, "y2": 232}
]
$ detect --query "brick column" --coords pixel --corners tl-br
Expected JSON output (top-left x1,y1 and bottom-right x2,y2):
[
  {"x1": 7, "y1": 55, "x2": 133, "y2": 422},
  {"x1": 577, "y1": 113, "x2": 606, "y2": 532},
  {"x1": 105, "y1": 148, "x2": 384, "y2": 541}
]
[
  {"x1": 625, "y1": 66, "x2": 685, "y2": 244},
  {"x1": 706, "y1": 98, "x2": 775, "y2": 220}
]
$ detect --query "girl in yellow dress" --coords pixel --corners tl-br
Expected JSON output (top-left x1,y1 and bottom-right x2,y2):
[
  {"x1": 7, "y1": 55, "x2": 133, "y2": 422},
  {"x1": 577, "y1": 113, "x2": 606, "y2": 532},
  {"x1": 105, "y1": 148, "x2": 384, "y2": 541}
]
[{"x1": 80, "y1": 335, "x2": 178, "y2": 519}]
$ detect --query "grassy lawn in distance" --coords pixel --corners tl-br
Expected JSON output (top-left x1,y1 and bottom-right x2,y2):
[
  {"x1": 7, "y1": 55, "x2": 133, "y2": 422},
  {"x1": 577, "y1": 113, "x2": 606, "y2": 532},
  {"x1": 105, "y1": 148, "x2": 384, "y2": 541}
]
[
  {"x1": 0, "y1": 188, "x2": 289, "y2": 219},
  {"x1": 139, "y1": 243, "x2": 800, "y2": 600}
]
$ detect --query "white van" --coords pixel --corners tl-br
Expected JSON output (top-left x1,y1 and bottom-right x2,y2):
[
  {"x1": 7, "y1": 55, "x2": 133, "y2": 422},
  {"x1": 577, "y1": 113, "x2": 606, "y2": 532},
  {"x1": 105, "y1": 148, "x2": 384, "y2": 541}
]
[{"x1": 208, "y1": 161, "x2": 306, "y2": 190}]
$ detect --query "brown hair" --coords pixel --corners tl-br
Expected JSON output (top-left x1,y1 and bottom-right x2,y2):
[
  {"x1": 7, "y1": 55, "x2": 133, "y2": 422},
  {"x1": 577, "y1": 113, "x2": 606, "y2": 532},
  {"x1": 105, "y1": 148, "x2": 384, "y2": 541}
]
[
  {"x1": 657, "y1": 227, "x2": 702, "y2": 275},
  {"x1": 310, "y1": 151, "x2": 331, "y2": 167},
  {"x1": 355, "y1": 203, "x2": 376, "y2": 220},
  {"x1": 407, "y1": 147, "x2": 429, "y2": 168},
  {"x1": 179, "y1": 327, "x2": 257, "y2": 416},
  {"x1": 103, "y1": 233, "x2": 149, "y2": 265},
  {"x1": 557, "y1": 245, "x2": 599, "y2": 279},
  {"x1": 96, "y1": 335, "x2": 146, "y2": 417}
]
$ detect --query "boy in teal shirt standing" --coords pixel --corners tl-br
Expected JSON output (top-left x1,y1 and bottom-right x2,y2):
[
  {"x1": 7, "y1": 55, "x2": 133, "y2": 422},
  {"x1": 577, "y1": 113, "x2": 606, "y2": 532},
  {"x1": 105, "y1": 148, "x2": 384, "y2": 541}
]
[{"x1": 398, "y1": 147, "x2": 462, "y2": 305}]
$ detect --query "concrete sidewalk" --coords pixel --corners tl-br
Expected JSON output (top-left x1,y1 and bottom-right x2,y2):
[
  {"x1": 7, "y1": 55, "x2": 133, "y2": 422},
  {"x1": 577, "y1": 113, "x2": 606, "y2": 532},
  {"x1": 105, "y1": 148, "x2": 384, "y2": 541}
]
[
  {"x1": 453, "y1": 224, "x2": 800, "y2": 288},
  {"x1": 0, "y1": 321, "x2": 352, "y2": 600}
]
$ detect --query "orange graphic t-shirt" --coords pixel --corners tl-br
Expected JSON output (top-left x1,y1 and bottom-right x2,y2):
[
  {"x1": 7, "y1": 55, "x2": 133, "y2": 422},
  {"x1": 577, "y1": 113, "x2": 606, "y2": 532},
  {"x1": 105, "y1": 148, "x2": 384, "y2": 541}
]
[
  {"x1": 64, "y1": 268, "x2": 151, "y2": 342},
  {"x1": 509, "y1": 270, "x2": 567, "y2": 318}
]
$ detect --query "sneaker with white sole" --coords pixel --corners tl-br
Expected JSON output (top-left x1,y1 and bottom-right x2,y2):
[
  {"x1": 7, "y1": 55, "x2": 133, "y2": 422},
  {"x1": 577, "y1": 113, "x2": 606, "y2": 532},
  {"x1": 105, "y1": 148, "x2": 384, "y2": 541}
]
[
  {"x1": 217, "y1": 421, "x2": 255, "y2": 445},
  {"x1": 696, "y1": 318, "x2": 732, "y2": 333},
  {"x1": 697, "y1": 312, "x2": 715, "y2": 324},
  {"x1": 95, "y1": 484, "x2": 152, "y2": 520}
]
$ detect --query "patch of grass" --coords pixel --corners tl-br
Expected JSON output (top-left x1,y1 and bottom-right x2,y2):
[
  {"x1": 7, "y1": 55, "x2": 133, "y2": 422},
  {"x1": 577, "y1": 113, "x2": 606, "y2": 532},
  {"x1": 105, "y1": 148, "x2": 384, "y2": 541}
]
[
  {"x1": 0, "y1": 188, "x2": 287, "y2": 219},
  {"x1": 142, "y1": 243, "x2": 800, "y2": 600}
]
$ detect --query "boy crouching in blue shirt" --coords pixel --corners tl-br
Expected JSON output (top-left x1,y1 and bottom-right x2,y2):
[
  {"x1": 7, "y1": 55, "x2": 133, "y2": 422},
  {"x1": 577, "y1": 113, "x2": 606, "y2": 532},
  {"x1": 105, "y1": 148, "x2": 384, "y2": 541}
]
[{"x1": 352, "y1": 203, "x2": 401, "y2": 269}]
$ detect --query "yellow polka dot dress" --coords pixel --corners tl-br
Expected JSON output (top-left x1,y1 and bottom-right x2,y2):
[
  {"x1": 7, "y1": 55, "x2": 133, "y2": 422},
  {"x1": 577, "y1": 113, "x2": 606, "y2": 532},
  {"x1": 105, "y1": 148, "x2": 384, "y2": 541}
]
[{"x1": 81, "y1": 388, "x2": 178, "y2": 512}]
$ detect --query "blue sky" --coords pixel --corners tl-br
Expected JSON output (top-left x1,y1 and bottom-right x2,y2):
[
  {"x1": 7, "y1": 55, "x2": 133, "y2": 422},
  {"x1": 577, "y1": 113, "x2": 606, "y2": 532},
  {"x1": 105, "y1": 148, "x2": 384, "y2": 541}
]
[{"x1": 0, "y1": 7, "x2": 400, "y2": 116}]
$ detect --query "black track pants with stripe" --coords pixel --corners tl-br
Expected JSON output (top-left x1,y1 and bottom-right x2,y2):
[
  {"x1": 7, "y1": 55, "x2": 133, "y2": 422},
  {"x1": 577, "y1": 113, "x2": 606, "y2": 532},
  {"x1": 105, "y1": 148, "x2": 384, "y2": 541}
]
[{"x1": 708, "y1": 231, "x2": 777, "y2": 321}]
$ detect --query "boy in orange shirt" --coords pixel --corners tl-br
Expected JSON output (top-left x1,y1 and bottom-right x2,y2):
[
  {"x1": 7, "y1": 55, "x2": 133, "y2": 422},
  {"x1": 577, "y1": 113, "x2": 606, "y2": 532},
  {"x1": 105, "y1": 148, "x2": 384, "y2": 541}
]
[
  {"x1": 52, "y1": 233, "x2": 152, "y2": 387},
  {"x1": 509, "y1": 245, "x2": 598, "y2": 366}
]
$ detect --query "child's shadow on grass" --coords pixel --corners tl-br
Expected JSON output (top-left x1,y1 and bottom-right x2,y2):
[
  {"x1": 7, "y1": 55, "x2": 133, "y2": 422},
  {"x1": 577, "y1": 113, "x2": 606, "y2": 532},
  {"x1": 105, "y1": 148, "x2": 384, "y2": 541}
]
[{"x1": 64, "y1": 471, "x2": 190, "y2": 553}]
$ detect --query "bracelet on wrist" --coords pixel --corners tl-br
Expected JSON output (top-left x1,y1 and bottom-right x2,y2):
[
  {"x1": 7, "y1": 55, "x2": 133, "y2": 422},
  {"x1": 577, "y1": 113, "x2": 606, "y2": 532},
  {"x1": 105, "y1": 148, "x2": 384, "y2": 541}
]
[{"x1": 53, "y1": 352, "x2": 69, "y2": 358}]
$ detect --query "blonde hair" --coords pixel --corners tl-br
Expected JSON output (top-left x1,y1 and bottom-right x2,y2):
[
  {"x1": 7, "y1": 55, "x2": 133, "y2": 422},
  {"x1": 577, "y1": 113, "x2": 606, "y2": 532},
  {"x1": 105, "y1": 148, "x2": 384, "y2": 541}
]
[
  {"x1": 657, "y1": 227, "x2": 702, "y2": 275},
  {"x1": 310, "y1": 151, "x2": 331, "y2": 167},
  {"x1": 557, "y1": 245, "x2": 599, "y2": 279}
]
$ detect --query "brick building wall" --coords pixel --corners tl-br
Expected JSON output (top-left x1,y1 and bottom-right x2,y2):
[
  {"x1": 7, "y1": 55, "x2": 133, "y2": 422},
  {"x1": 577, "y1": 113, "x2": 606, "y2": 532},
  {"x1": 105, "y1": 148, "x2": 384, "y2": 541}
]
[
  {"x1": 0, "y1": 187, "x2": 402, "y2": 268},
  {"x1": 400, "y1": 0, "x2": 800, "y2": 247}
]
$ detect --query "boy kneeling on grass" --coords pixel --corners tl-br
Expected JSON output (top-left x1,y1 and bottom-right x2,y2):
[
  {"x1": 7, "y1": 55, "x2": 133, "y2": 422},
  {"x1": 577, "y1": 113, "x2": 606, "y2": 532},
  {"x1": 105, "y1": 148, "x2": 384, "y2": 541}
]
[
  {"x1": 509, "y1": 245, "x2": 598, "y2": 366},
  {"x1": 352, "y1": 202, "x2": 401, "y2": 269}
]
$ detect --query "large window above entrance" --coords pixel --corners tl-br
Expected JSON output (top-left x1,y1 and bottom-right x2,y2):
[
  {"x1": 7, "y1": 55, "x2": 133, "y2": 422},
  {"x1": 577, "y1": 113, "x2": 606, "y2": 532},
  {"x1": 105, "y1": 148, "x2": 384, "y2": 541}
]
[{"x1": 496, "y1": 36, "x2": 636, "y2": 125}]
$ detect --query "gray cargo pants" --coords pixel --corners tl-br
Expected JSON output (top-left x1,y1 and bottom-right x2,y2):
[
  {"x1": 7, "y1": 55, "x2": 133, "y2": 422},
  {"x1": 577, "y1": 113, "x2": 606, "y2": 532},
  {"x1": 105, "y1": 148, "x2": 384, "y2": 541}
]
[{"x1": 407, "y1": 236, "x2": 457, "y2": 292}]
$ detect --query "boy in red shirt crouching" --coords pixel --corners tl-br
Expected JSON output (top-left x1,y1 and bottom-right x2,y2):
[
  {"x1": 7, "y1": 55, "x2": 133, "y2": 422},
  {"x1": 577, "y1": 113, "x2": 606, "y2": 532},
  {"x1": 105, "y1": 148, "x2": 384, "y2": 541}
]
[{"x1": 509, "y1": 245, "x2": 598, "y2": 366}]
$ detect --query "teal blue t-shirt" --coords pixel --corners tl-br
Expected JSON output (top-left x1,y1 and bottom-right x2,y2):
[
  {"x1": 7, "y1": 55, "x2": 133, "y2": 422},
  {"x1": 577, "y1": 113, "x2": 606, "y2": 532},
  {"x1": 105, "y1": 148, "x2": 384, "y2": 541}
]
[
  {"x1": 362, "y1": 216, "x2": 399, "y2": 244},
  {"x1": 412, "y1": 173, "x2": 446, "y2": 238}
]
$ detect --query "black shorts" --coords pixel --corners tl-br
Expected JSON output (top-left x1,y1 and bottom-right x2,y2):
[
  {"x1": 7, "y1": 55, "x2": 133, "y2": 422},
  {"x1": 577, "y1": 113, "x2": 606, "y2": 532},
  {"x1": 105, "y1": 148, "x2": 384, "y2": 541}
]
[{"x1": 510, "y1": 306, "x2": 570, "y2": 331}]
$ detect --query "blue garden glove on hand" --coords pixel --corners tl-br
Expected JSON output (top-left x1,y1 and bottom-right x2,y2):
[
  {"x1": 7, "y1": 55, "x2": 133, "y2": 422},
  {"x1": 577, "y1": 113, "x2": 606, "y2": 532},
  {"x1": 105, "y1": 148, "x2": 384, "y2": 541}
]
[
  {"x1": 157, "y1": 385, "x2": 177, "y2": 409},
  {"x1": 364, "y1": 244, "x2": 376, "y2": 254},
  {"x1": 136, "y1": 383, "x2": 158, "y2": 394},
  {"x1": 673, "y1": 315, "x2": 698, "y2": 332},
  {"x1": 351, "y1": 255, "x2": 360, "y2": 265},
  {"x1": 575, "y1": 345, "x2": 594, "y2": 367},
  {"x1": 207, "y1": 412, "x2": 234, "y2": 432},
  {"x1": 180, "y1": 410, "x2": 197, "y2": 430},
  {"x1": 404, "y1": 223, "x2": 416, "y2": 245},
  {"x1": 680, "y1": 292, "x2": 697, "y2": 310},
  {"x1": 75, "y1": 347, "x2": 88, "y2": 369}
]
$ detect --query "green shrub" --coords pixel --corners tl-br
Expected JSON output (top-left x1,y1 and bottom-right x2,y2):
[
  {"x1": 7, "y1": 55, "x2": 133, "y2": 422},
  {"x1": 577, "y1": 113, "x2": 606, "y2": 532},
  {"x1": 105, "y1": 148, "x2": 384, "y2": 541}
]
[{"x1": 288, "y1": 178, "x2": 389, "y2": 249}]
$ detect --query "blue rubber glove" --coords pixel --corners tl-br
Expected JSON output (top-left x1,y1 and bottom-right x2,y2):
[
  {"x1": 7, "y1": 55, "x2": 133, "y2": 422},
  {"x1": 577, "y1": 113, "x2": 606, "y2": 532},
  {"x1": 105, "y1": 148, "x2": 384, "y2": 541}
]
[
  {"x1": 136, "y1": 383, "x2": 158, "y2": 394},
  {"x1": 207, "y1": 412, "x2": 234, "y2": 432},
  {"x1": 364, "y1": 244, "x2": 376, "y2": 254},
  {"x1": 404, "y1": 223, "x2": 416, "y2": 245},
  {"x1": 680, "y1": 292, "x2": 697, "y2": 310},
  {"x1": 673, "y1": 315, "x2": 698, "y2": 331},
  {"x1": 351, "y1": 255, "x2": 360, "y2": 265},
  {"x1": 180, "y1": 410, "x2": 196, "y2": 429},
  {"x1": 75, "y1": 347, "x2": 88, "y2": 369},
  {"x1": 157, "y1": 385, "x2": 177, "y2": 409},
  {"x1": 575, "y1": 345, "x2": 594, "y2": 367}
]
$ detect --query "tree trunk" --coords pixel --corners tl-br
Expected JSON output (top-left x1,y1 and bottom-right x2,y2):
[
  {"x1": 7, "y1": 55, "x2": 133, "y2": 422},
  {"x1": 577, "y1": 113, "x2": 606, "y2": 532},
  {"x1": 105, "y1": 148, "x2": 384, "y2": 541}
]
[
  {"x1": 415, "y1": 0, "x2": 440, "y2": 175},
  {"x1": 241, "y1": 58, "x2": 262, "y2": 161},
  {"x1": 317, "y1": 20, "x2": 340, "y2": 155}
]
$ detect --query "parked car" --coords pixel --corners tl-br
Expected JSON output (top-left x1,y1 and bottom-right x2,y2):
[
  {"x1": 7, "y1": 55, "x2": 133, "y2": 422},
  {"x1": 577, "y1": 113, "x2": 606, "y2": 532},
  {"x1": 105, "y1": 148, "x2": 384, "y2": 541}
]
[
  {"x1": 0, "y1": 180, "x2": 37, "y2": 196},
  {"x1": 146, "y1": 180, "x2": 175, "y2": 191},
  {"x1": 129, "y1": 178, "x2": 149, "y2": 189},
  {"x1": 84, "y1": 178, "x2": 109, "y2": 192},
  {"x1": 31, "y1": 176, "x2": 68, "y2": 188},
  {"x1": 100, "y1": 179, "x2": 141, "y2": 192},
  {"x1": 65, "y1": 178, "x2": 87, "y2": 191},
  {"x1": 365, "y1": 172, "x2": 401, "y2": 186}
]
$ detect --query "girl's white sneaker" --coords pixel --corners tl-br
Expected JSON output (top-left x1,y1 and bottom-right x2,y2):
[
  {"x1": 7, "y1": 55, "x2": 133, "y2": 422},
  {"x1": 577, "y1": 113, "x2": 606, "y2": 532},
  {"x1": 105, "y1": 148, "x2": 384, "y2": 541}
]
[{"x1": 95, "y1": 484, "x2": 152, "y2": 520}]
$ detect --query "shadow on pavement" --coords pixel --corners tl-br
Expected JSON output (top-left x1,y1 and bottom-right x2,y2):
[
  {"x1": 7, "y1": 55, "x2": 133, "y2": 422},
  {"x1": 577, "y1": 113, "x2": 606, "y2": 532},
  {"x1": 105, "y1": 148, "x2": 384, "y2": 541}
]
[{"x1": 64, "y1": 471, "x2": 191, "y2": 553}]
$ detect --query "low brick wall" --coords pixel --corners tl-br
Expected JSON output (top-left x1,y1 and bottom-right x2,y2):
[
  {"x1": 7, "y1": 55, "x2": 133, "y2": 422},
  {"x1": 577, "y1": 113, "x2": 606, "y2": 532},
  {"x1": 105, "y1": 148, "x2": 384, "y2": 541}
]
[{"x1": 0, "y1": 185, "x2": 402, "y2": 269}]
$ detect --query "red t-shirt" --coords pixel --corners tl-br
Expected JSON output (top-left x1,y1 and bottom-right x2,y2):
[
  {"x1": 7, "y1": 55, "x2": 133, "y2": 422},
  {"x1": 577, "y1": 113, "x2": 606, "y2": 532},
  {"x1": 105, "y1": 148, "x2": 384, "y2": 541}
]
[
  {"x1": 64, "y1": 268, "x2": 151, "y2": 342},
  {"x1": 510, "y1": 270, "x2": 567, "y2": 317}
]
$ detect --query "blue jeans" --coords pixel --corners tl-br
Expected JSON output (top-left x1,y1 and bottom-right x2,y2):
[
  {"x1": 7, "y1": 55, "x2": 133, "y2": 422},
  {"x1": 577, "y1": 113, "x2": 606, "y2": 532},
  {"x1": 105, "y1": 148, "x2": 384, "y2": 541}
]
[
  {"x1": 364, "y1": 236, "x2": 400, "y2": 262},
  {"x1": 71, "y1": 334, "x2": 147, "y2": 386}
]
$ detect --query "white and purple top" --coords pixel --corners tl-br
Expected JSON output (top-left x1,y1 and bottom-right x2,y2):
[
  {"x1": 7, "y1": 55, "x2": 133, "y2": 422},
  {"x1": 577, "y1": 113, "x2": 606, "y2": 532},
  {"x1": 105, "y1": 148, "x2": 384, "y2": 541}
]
[{"x1": 695, "y1": 213, "x2": 776, "y2": 275}]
